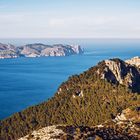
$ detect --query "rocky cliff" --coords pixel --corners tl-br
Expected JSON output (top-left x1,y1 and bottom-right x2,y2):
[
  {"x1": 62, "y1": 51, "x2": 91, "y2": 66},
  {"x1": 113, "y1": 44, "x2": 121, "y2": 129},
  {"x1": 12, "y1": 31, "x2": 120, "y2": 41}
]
[
  {"x1": 125, "y1": 56, "x2": 140, "y2": 68},
  {"x1": 0, "y1": 43, "x2": 83, "y2": 58},
  {"x1": 0, "y1": 43, "x2": 19, "y2": 59},
  {"x1": 96, "y1": 58, "x2": 140, "y2": 92}
]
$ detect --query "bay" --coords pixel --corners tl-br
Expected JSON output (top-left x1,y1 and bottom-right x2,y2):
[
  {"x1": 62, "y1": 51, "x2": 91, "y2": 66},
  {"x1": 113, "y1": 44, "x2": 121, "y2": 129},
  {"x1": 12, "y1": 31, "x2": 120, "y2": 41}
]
[{"x1": 0, "y1": 39, "x2": 140, "y2": 119}]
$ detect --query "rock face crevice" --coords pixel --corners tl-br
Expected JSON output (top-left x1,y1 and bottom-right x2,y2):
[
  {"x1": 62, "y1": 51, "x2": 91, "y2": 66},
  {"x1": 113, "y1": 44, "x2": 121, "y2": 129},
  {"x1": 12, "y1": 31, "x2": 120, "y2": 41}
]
[
  {"x1": 0, "y1": 43, "x2": 84, "y2": 58},
  {"x1": 97, "y1": 58, "x2": 140, "y2": 92}
]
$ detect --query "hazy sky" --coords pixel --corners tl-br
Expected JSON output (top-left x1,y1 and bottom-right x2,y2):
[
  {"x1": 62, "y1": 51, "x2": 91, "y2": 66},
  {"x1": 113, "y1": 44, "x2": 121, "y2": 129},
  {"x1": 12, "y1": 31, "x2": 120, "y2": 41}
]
[{"x1": 0, "y1": 0, "x2": 140, "y2": 38}]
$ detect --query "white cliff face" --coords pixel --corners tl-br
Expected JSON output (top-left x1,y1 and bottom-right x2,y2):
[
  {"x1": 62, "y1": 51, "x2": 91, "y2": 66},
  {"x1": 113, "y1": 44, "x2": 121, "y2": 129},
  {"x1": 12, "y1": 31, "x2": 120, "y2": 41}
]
[
  {"x1": 70, "y1": 45, "x2": 83, "y2": 54},
  {"x1": 0, "y1": 43, "x2": 19, "y2": 58},
  {"x1": 20, "y1": 46, "x2": 40, "y2": 57},
  {"x1": 104, "y1": 60, "x2": 124, "y2": 84},
  {"x1": 98, "y1": 58, "x2": 140, "y2": 92},
  {"x1": 125, "y1": 56, "x2": 140, "y2": 68},
  {"x1": 41, "y1": 47, "x2": 66, "y2": 56},
  {"x1": 20, "y1": 44, "x2": 83, "y2": 57},
  {"x1": 0, "y1": 43, "x2": 84, "y2": 59}
]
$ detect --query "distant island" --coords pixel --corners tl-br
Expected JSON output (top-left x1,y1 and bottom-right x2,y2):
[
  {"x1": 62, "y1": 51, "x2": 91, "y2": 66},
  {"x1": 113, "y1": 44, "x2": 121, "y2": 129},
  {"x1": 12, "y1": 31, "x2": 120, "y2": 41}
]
[{"x1": 0, "y1": 43, "x2": 84, "y2": 59}]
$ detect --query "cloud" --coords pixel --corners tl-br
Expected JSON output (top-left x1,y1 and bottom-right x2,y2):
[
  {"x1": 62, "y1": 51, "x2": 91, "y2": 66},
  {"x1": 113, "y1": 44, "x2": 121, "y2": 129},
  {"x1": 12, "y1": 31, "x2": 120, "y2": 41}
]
[
  {"x1": 0, "y1": 11, "x2": 140, "y2": 38},
  {"x1": 0, "y1": 0, "x2": 140, "y2": 38},
  {"x1": 46, "y1": 15, "x2": 140, "y2": 38},
  {"x1": 0, "y1": 14, "x2": 24, "y2": 25},
  {"x1": 48, "y1": 16, "x2": 117, "y2": 27}
]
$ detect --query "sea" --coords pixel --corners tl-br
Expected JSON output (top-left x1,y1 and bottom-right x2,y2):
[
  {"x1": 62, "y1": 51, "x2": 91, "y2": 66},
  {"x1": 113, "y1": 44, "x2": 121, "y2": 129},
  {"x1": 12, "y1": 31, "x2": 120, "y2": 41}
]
[{"x1": 0, "y1": 38, "x2": 140, "y2": 120}]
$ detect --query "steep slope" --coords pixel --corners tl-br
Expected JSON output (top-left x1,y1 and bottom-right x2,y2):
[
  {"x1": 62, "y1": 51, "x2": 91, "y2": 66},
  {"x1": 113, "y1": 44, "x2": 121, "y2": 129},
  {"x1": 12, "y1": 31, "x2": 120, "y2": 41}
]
[{"x1": 1, "y1": 58, "x2": 140, "y2": 140}]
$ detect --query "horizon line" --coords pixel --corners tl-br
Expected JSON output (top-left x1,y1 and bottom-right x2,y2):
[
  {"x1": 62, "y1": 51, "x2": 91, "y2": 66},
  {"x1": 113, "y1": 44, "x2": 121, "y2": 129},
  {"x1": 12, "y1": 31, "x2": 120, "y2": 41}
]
[{"x1": 1, "y1": 37, "x2": 140, "y2": 40}]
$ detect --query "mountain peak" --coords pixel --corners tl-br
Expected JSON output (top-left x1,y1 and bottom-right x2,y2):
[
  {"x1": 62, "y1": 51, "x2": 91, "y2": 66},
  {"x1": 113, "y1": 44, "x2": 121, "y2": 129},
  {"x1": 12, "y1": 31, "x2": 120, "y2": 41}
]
[{"x1": 96, "y1": 58, "x2": 140, "y2": 92}]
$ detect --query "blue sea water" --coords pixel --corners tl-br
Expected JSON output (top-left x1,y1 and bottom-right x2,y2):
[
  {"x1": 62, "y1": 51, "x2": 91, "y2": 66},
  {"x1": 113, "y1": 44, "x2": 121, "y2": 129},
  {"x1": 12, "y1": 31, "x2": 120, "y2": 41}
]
[{"x1": 0, "y1": 39, "x2": 140, "y2": 120}]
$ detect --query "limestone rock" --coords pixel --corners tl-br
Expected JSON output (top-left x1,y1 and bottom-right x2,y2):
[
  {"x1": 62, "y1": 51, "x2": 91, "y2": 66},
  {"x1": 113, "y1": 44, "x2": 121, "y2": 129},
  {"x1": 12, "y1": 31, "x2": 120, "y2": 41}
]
[
  {"x1": 0, "y1": 43, "x2": 19, "y2": 58},
  {"x1": 0, "y1": 43, "x2": 84, "y2": 59},
  {"x1": 125, "y1": 56, "x2": 140, "y2": 68},
  {"x1": 19, "y1": 125, "x2": 64, "y2": 140},
  {"x1": 97, "y1": 58, "x2": 140, "y2": 92}
]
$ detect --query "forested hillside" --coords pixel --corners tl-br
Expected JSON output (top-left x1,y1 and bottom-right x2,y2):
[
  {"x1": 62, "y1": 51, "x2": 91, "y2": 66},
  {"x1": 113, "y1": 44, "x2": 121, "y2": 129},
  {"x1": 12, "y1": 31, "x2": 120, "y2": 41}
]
[{"x1": 1, "y1": 58, "x2": 140, "y2": 140}]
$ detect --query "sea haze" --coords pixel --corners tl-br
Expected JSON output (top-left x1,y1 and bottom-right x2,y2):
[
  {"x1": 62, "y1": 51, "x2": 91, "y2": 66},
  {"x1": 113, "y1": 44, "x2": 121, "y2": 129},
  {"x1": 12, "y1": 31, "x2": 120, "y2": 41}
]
[{"x1": 0, "y1": 39, "x2": 140, "y2": 119}]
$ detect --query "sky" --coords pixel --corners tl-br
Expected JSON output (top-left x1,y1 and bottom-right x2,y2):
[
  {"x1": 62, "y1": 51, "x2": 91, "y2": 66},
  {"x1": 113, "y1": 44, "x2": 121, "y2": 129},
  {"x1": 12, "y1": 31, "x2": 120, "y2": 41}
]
[{"x1": 0, "y1": 0, "x2": 140, "y2": 38}]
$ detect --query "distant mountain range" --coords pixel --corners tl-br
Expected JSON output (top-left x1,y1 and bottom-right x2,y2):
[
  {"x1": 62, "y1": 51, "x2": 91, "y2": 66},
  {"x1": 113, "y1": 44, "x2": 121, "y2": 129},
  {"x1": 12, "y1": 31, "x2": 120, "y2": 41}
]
[
  {"x1": 1, "y1": 57, "x2": 140, "y2": 140},
  {"x1": 0, "y1": 43, "x2": 84, "y2": 59}
]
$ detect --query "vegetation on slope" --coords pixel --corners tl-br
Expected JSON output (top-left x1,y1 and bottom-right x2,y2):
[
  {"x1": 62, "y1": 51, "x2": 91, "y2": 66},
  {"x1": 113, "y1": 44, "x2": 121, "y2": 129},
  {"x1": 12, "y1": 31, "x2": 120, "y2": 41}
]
[{"x1": 1, "y1": 60, "x2": 140, "y2": 140}]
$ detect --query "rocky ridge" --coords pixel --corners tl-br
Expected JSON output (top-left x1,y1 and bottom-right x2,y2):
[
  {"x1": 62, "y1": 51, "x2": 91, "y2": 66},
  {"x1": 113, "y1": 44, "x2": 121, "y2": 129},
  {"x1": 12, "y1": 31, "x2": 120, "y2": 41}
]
[{"x1": 0, "y1": 43, "x2": 83, "y2": 59}]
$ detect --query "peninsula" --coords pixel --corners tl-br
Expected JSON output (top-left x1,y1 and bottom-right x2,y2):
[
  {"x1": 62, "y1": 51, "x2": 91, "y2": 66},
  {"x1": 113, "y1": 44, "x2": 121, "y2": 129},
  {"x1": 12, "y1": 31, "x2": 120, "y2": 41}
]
[{"x1": 0, "y1": 43, "x2": 84, "y2": 59}]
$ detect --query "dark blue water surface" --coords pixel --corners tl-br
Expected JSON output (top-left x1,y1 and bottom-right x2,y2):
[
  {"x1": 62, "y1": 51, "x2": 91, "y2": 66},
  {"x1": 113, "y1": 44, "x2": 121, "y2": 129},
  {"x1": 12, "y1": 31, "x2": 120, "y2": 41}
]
[{"x1": 0, "y1": 39, "x2": 140, "y2": 119}]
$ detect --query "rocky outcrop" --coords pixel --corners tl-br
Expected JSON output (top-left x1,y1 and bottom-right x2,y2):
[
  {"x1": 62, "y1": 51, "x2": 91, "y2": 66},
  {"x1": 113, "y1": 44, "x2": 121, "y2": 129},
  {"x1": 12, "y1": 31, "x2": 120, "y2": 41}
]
[
  {"x1": 19, "y1": 108, "x2": 140, "y2": 140},
  {"x1": 0, "y1": 43, "x2": 19, "y2": 59},
  {"x1": 114, "y1": 107, "x2": 140, "y2": 122},
  {"x1": 97, "y1": 58, "x2": 140, "y2": 92},
  {"x1": 18, "y1": 125, "x2": 65, "y2": 140},
  {"x1": 125, "y1": 56, "x2": 140, "y2": 68},
  {"x1": 0, "y1": 43, "x2": 84, "y2": 59}
]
